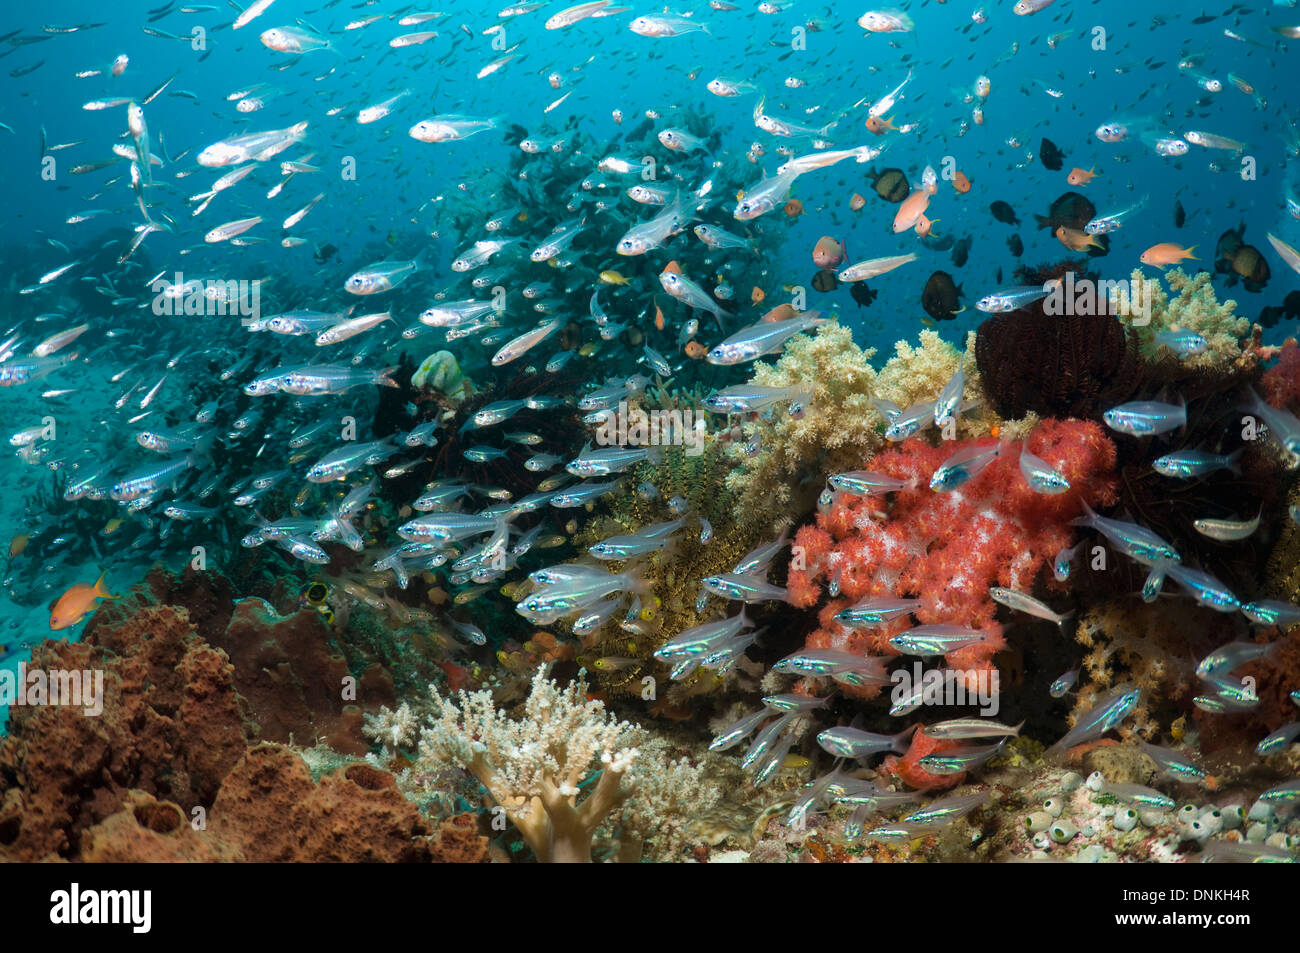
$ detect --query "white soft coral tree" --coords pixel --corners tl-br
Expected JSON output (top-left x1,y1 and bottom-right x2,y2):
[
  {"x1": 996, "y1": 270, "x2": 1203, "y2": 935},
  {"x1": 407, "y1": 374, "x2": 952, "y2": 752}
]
[{"x1": 368, "y1": 666, "x2": 711, "y2": 862}]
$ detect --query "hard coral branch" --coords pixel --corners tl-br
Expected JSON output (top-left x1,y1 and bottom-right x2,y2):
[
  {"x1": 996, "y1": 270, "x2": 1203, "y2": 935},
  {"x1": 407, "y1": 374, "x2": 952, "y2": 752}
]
[{"x1": 408, "y1": 665, "x2": 706, "y2": 862}]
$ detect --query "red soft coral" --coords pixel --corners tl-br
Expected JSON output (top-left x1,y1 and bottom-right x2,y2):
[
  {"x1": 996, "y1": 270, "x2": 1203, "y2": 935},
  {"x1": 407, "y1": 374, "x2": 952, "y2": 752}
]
[
  {"x1": 879, "y1": 731, "x2": 966, "y2": 792},
  {"x1": 1260, "y1": 338, "x2": 1300, "y2": 412},
  {"x1": 790, "y1": 419, "x2": 1119, "y2": 713}
]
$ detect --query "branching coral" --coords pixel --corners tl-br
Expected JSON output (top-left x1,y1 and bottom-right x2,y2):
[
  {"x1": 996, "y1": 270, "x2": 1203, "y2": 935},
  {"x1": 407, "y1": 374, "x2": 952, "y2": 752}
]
[
  {"x1": 377, "y1": 666, "x2": 716, "y2": 862},
  {"x1": 787, "y1": 420, "x2": 1119, "y2": 711}
]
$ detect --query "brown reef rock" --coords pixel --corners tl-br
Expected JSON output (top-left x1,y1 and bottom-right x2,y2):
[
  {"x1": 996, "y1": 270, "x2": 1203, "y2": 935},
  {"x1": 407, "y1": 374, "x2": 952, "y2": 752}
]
[{"x1": 0, "y1": 592, "x2": 490, "y2": 862}]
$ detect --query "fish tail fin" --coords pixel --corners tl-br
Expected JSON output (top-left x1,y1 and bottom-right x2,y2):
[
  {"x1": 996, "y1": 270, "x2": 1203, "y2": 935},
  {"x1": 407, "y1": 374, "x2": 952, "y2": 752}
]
[
  {"x1": 1226, "y1": 447, "x2": 1244, "y2": 476},
  {"x1": 93, "y1": 572, "x2": 116, "y2": 600},
  {"x1": 891, "y1": 722, "x2": 919, "y2": 754},
  {"x1": 374, "y1": 366, "x2": 401, "y2": 388},
  {"x1": 1261, "y1": 639, "x2": 1286, "y2": 663},
  {"x1": 1186, "y1": 245, "x2": 1199, "y2": 260},
  {"x1": 1070, "y1": 499, "x2": 1098, "y2": 528},
  {"x1": 1043, "y1": 737, "x2": 1070, "y2": 763}
]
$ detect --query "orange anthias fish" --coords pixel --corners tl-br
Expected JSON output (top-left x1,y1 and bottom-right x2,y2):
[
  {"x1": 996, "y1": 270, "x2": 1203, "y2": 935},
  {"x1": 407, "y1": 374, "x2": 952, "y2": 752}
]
[
  {"x1": 761, "y1": 303, "x2": 798, "y2": 323},
  {"x1": 812, "y1": 235, "x2": 846, "y2": 269},
  {"x1": 751, "y1": 285, "x2": 766, "y2": 305},
  {"x1": 915, "y1": 215, "x2": 939, "y2": 238},
  {"x1": 1140, "y1": 242, "x2": 1198, "y2": 267},
  {"x1": 684, "y1": 340, "x2": 707, "y2": 359},
  {"x1": 953, "y1": 170, "x2": 971, "y2": 193},
  {"x1": 49, "y1": 571, "x2": 116, "y2": 630},
  {"x1": 9, "y1": 533, "x2": 29, "y2": 558},
  {"x1": 653, "y1": 297, "x2": 665, "y2": 330},
  {"x1": 865, "y1": 114, "x2": 896, "y2": 135},
  {"x1": 784, "y1": 198, "x2": 804, "y2": 217},
  {"x1": 1067, "y1": 166, "x2": 1098, "y2": 186},
  {"x1": 893, "y1": 188, "x2": 931, "y2": 233},
  {"x1": 849, "y1": 191, "x2": 866, "y2": 211}
]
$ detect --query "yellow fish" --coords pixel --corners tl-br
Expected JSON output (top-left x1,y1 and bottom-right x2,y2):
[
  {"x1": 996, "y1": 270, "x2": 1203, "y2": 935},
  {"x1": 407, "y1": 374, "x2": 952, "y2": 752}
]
[
  {"x1": 50, "y1": 572, "x2": 115, "y2": 630},
  {"x1": 599, "y1": 270, "x2": 631, "y2": 286},
  {"x1": 591, "y1": 656, "x2": 638, "y2": 672}
]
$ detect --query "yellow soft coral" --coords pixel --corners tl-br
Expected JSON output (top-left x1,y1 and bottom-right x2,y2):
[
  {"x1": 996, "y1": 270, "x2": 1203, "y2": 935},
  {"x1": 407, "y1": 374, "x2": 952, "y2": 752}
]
[
  {"x1": 1123, "y1": 268, "x2": 1249, "y2": 369},
  {"x1": 723, "y1": 321, "x2": 882, "y2": 529},
  {"x1": 874, "y1": 329, "x2": 1039, "y2": 441}
]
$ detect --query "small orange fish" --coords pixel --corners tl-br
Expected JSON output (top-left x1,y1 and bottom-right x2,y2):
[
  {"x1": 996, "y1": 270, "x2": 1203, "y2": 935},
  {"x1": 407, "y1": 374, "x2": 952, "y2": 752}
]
[
  {"x1": 1140, "y1": 242, "x2": 1198, "y2": 267},
  {"x1": 892, "y1": 188, "x2": 930, "y2": 233},
  {"x1": 103, "y1": 518, "x2": 123, "y2": 536},
  {"x1": 49, "y1": 571, "x2": 115, "y2": 630},
  {"x1": 761, "y1": 303, "x2": 798, "y2": 323},
  {"x1": 751, "y1": 285, "x2": 766, "y2": 305},
  {"x1": 1067, "y1": 166, "x2": 1098, "y2": 186},
  {"x1": 9, "y1": 534, "x2": 29, "y2": 558},
  {"x1": 849, "y1": 192, "x2": 866, "y2": 211},
  {"x1": 865, "y1": 115, "x2": 896, "y2": 135},
  {"x1": 653, "y1": 299, "x2": 665, "y2": 330},
  {"x1": 784, "y1": 198, "x2": 804, "y2": 217},
  {"x1": 684, "y1": 340, "x2": 707, "y2": 359},
  {"x1": 953, "y1": 170, "x2": 971, "y2": 193},
  {"x1": 915, "y1": 215, "x2": 939, "y2": 238},
  {"x1": 812, "y1": 236, "x2": 846, "y2": 269}
]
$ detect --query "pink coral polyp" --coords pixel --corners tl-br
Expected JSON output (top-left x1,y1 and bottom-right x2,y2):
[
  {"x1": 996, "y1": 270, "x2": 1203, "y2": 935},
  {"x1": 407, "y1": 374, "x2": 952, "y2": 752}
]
[{"x1": 789, "y1": 419, "x2": 1119, "y2": 700}]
